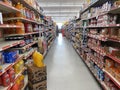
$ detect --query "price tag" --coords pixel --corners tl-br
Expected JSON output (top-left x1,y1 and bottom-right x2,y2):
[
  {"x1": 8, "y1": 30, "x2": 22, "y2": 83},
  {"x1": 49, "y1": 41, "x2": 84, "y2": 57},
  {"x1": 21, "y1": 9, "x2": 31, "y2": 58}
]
[{"x1": 6, "y1": 25, "x2": 9, "y2": 27}]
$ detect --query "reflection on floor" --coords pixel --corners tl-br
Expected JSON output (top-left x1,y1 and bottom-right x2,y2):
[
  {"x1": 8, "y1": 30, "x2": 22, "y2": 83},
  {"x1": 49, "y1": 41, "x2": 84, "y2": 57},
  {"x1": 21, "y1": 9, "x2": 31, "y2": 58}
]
[{"x1": 44, "y1": 34, "x2": 101, "y2": 90}]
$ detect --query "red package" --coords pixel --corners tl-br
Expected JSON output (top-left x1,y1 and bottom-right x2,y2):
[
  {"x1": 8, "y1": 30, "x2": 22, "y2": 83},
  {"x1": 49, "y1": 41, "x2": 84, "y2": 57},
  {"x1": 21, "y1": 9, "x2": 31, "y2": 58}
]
[
  {"x1": 8, "y1": 68, "x2": 15, "y2": 82},
  {"x1": 2, "y1": 72, "x2": 10, "y2": 87}
]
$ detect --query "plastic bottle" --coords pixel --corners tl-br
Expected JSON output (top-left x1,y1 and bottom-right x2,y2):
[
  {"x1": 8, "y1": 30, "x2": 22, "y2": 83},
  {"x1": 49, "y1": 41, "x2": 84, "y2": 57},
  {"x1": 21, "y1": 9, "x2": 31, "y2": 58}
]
[
  {"x1": 15, "y1": 20, "x2": 25, "y2": 34},
  {"x1": 19, "y1": 60, "x2": 24, "y2": 69},
  {"x1": 15, "y1": 2, "x2": 24, "y2": 17},
  {"x1": 1, "y1": 72, "x2": 10, "y2": 87},
  {"x1": 24, "y1": 23, "x2": 33, "y2": 33},
  {"x1": 7, "y1": 68, "x2": 15, "y2": 82},
  {"x1": 19, "y1": 75, "x2": 24, "y2": 89},
  {"x1": 14, "y1": 63, "x2": 20, "y2": 74}
]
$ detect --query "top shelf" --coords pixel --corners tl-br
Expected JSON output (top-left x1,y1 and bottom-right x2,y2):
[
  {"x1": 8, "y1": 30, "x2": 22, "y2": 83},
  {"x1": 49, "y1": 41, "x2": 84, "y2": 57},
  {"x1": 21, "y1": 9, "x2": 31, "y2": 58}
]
[
  {"x1": 12, "y1": 0, "x2": 43, "y2": 16},
  {"x1": 82, "y1": 6, "x2": 120, "y2": 21},
  {"x1": 81, "y1": 0, "x2": 108, "y2": 14},
  {"x1": 0, "y1": 1, "x2": 20, "y2": 13}
]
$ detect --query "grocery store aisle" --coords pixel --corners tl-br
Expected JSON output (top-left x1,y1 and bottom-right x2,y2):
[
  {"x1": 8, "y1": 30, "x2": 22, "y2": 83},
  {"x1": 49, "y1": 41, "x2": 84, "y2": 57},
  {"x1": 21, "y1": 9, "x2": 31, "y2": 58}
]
[{"x1": 44, "y1": 34, "x2": 101, "y2": 90}]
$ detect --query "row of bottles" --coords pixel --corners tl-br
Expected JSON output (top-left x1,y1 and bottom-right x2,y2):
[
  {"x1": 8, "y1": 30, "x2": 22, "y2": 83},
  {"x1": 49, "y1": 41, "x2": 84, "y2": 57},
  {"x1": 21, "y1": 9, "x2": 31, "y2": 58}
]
[
  {"x1": 2, "y1": 2, "x2": 42, "y2": 23},
  {"x1": 4, "y1": 20, "x2": 41, "y2": 34}
]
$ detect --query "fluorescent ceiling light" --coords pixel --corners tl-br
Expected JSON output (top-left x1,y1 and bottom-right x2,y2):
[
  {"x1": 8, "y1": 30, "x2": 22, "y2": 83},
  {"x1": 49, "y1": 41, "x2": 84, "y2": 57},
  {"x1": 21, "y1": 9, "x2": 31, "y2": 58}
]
[{"x1": 41, "y1": 4, "x2": 83, "y2": 7}]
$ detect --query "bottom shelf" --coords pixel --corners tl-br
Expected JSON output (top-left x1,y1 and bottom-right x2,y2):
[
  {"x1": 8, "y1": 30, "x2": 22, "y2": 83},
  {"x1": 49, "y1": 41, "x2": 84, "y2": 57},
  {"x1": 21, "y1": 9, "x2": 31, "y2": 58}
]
[
  {"x1": 103, "y1": 69, "x2": 120, "y2": 88},
  {"x1": 72, "y1": 44, "x2": 109, "y2": 90}
]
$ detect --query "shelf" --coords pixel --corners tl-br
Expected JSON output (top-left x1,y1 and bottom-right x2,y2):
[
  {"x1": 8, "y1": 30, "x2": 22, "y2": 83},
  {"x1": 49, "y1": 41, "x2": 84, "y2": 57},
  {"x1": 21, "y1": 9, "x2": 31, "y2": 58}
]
[
  {"x1": 0, "y1": 55, "x2": 23, "y2": 76},
  {"x1": 89, "y1": 68, "x2": 109, "y2": 90},
  {"x1": 48, "y1": 39, "x2": 54, "y2": 51},
  {"x1": 81, "y1": 0, "x2": 99, "y2": 14},
  {"x1": 88, "y1": 45, "x2": 106, "y2": 56},
  {"x1": 5, "y1": 32, "x2": 39, "y2": 37},
  {"x1": 79, "y1": 55, "x2": 109, "y2": 90},
  {"x1": 22, "y1": 41, "x2": 38, "y2": 50},
  {"x1": 108, "y1": 38, "x2": 120, "y2": 43},
  {"x1": 82, "y1": 6, "x2": 120, "y2": 21},
  {"x1": 0, "y1": 2, "x2": 20, "y2": 13},
  {"x1": 81, "y1": 0, "x2": 107, "y2": 14},
  {"x1": 4, "y1": 17, "x2": 39, "y2": 24},
  {"x1": 88, "y1": 34, "x2": 108, "y2": 41},
  {"x1": 23, "y1": 48, "x2": 37, "y2": 59},
  {"x1": 0, "y1": 24, "x2": 21, "y2": 28},
  {"x1": 13, "y1": 67, "x2": 26, "y2": 83},
  {"x1": 90, "y1": 56, "x2": 103, "y2": 69},
  {"x1": 43, "y1": 50, "x2": 47, "y2": 57},
  {"x1": 109, "y1": 6, "x2": 120, "y2": 14},
  {"x1": 0, "y1": 40, "x2": 24, "y2": 51},
  {"x1": 48, "y1": 37, "x2": 54, "y2": 44},
  {"x1": 87, "y1": 24, "x2": 120, "y2": 28},
  {"x1": 107, "y1": 54, "x2": 120, "y2": 64},
  {"x1": 103, "y1": 69, "x2": 120, "y2": 88},
  {"x1": 88, "y1": 34, "x2": 120, "y2": 43},
  {"x1": 12, "y1": 0, "x2": 43, "y2": 16},
  {"x1": 22, "y1": 75, "x2": 28, "y2": 90},
  {"x1": 75, "y1": 51, "x2": 109, "y2": 90},
  {"x1": 0, "y1": 67, "x2": 26, "y2": 90}
]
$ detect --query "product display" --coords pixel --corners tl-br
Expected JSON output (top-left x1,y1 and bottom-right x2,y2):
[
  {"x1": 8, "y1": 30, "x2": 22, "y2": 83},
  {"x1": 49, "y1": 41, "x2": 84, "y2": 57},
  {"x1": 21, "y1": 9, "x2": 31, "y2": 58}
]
[
  {"x1": 0, "y1": 0, "x2": 56, "y2": 90},
  {"x1": 27, "y1": 62, "x2": 47, "y2": 90},
  {"x1": 64, "y1": 0, "x2": 120, "y2": 89}
]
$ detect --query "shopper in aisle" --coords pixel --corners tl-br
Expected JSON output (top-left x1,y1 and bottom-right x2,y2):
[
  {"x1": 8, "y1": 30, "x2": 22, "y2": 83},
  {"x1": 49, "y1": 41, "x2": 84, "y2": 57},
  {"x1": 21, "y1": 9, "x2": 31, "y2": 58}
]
[
  {"x1": 44, "y1": 34, "x2": 101, "y2": 90},
  {"x1": 56, "y1": 25, "x2": 59, "y2": 36}
]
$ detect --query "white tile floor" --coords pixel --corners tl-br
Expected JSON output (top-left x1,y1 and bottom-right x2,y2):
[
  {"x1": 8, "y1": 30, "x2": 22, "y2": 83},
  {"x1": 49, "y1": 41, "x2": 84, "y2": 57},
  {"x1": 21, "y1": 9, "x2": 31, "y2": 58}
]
[{"x1": 44, "y1": 34, "x2": 102, "y2": 90}]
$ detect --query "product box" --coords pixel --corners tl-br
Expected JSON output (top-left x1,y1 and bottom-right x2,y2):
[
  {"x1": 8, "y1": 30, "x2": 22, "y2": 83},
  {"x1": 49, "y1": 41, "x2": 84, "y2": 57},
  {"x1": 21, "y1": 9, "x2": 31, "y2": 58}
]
[
  {"x1": 29, "y1": 74, "x2": 47, "y2": 84},
  {"x1": 28, "y1": 80, "x2": 47, "y2": 90},
  {"x1": 27, "y1": 63, "x2": 47, "y2": 84}
]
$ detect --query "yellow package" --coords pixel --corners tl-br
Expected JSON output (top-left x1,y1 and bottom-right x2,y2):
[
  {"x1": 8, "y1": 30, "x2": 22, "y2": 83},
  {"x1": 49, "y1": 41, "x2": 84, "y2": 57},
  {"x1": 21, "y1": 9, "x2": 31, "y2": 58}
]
[
  {"x1": 14, "y1": 63, "x2": 21, "y2": 74},
  {"x1": 19, "y1": 75, "x2": 24, "y2": 89},
  {"x1": 32, "y1": 51, "x2": 44, "y2": 67}
]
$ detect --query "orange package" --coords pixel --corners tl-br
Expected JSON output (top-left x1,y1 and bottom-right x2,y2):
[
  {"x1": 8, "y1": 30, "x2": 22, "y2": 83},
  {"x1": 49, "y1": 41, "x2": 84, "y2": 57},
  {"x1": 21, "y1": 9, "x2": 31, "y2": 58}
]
[
  {"x1": 105, "y1": 59, "x2": 114, "y2": 70},
  {"x1": 15, "y1": 20, "x2": 25, "y2": 34}
]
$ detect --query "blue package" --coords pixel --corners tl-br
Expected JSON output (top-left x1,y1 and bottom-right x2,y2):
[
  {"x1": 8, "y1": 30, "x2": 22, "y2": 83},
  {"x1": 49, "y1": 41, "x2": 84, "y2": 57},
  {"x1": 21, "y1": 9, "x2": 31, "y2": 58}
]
[{"x1": 3, "y1": 51, "x2": 17, "y2": 63}]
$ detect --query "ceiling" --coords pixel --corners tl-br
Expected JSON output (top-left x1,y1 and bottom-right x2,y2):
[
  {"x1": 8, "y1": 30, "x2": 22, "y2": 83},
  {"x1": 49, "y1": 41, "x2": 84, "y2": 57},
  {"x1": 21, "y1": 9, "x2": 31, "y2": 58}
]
[{"x1": 37, "y1": 0, "x2": 84, "y2": 23}]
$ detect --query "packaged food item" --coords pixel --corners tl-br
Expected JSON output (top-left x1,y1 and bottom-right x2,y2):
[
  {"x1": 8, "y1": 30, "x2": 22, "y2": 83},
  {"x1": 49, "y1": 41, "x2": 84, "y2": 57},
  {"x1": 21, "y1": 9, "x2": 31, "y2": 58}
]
[
  {"x1": 32, "y1": 51, "x2": 44, "y2": 67},
  {"x1": 15, "y1": 2, "x2": 24, "y2": 17},
  {"x1": 11, "y1": 83, "x2": 20, "y2": 90},
  {"x1": 109, "y1": 47, "x2": 119, "y2": 56},
  {"x1": 105, "y1": 59, "x2": 114, "y2": 70},
  {"x1": 24, "y1": 23, "x2": 33, "y2": 33},
  {"x1": 19, "y1": 60, "x2": 24, "y2": 69},
  {"x1": 14, "y1": 63, "x2": 21, "y2": 74},
  {"x1": 0, "y1": 52, "x2": 4, "y2": 65},
  {"x1": 7, "y1": 68, "x2": 15, "y2": 82},
  {"x1": 19, "y1": 75, "x2": 24, "y2": 89},
  {"x1": 1, "y1": 72, "x2": 10, "y2": 87},
  {"x1": 15, "y1": 20, "x2": 25, "y2": 34},
  {"x1": 3, "y1": 51, "x2": 17, "y2": 63}
]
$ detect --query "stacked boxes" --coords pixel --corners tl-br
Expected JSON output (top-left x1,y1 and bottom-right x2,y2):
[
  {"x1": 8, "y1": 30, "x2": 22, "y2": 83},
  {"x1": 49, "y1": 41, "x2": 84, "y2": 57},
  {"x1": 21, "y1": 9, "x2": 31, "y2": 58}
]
[{"x1": 27, "y1": 63, "x2": 47, "y2": 90}]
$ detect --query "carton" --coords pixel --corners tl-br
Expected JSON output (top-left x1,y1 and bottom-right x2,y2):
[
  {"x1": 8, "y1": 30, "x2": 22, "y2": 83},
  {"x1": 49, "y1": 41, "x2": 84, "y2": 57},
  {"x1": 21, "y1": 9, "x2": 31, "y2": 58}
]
[
  {"x1": 27, "y1": 63, "x2": 47, "y2": 84},
  {"x1": 28, "y1": 80, "x2": 47, "y2": 90},
  {"x1": 28, "y1": 74, "x2": 47, "y2": 84}
]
